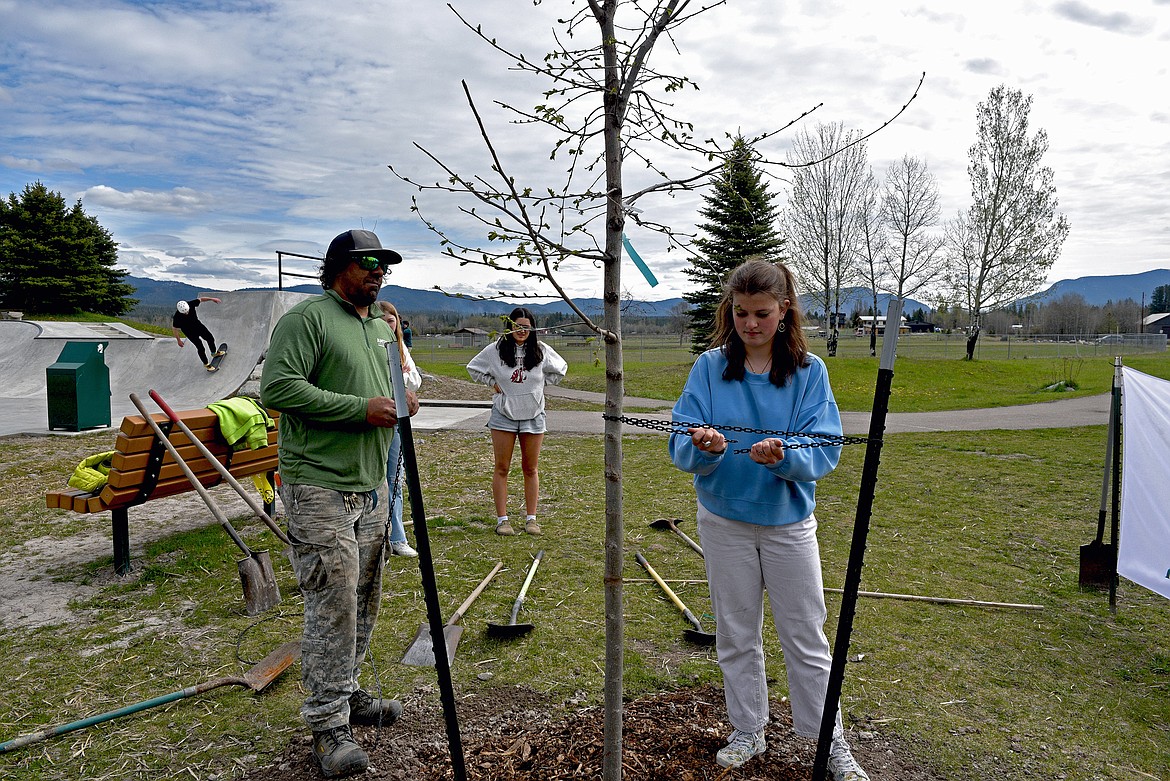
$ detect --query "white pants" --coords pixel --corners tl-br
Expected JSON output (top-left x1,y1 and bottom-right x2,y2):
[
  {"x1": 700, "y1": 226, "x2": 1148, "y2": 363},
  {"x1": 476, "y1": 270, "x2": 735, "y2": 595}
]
[{"x1": 697, "y1": 502, "x2": 843, "y2": 738}]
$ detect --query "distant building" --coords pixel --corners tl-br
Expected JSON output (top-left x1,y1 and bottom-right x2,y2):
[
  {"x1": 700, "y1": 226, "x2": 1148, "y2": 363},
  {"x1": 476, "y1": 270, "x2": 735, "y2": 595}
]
[
  {"x1": 855, "y1": 315, "x2": 909, "y2": 336},
  {"x1": 1143, "y1": 313, "x2": 1170, "y2": 336},
  {"x1": 452, "y1": 327, "x2": 491, "y2": 346}
]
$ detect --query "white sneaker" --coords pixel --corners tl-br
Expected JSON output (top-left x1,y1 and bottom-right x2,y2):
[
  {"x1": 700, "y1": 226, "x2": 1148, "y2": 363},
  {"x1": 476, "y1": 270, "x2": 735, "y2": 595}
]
[
  {"x1": 827, "y1": 736, "x2": 870, "y2": 781},
  {"x1": 391, "y1": 541, "x2": 418, "y2": 558},
  {"x1": 716, "y1": 728, "x2": 766, "y2": 768}
]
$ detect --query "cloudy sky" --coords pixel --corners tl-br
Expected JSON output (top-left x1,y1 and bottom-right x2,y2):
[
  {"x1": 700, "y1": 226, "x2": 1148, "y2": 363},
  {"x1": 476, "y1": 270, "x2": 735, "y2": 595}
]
[{"x1": 2, "y1": 1, "x2": 1168, "y2": 302}]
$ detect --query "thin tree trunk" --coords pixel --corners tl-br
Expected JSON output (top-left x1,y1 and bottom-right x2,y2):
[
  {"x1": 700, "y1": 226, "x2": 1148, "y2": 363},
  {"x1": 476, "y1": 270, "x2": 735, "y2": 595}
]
[
  {"x1": 598, "y1": 4, "x2": 625, "y2": 780},
  {"x1": 965, "y1": 323, "x2": 980, "y2": 360}
]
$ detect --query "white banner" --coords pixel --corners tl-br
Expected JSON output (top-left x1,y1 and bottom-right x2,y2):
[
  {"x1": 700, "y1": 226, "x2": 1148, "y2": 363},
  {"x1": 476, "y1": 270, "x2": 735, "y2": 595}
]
[{"x1": 1119, "y1": 367, "x2": 1170, "y2": 600}]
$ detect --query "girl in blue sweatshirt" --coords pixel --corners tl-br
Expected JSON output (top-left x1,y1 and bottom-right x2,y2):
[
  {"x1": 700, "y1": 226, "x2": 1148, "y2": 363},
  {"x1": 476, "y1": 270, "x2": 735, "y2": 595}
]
[{"x1": 669, "y1": 260, "x2": 868, "y2": 781}]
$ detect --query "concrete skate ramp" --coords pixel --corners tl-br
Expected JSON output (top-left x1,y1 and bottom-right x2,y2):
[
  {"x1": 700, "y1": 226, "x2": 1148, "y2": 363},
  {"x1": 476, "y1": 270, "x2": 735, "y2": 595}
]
[{"x1": 0, "y1": 290, "x2": 312, "y2": 437}]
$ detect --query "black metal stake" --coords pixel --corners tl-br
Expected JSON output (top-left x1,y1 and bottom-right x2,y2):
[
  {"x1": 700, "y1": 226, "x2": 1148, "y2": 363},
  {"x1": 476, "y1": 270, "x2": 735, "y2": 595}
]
[
  {"x1": 812, "y1": 299, "x2": 903, "y2": 781},
  {"x1": 387, "y1": 345, "x2": 466, "y2": 781},
  {"x1": 1108, "y1": 356, "x2": 1122, "y2": 613}
]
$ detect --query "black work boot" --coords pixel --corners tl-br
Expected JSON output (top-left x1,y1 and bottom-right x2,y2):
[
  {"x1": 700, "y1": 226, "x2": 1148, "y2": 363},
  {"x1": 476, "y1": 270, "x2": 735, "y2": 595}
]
[
  {"x1": 348, "y1": 689, "x2": 403, "y2": 726},
  {"x1": 311, "y1": 724, "x2": 368, "y2": 778}
]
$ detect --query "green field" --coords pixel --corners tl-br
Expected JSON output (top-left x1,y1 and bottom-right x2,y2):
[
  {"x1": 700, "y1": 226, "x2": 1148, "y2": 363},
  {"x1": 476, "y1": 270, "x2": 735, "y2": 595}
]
[
  {"x1": 414, "y1": 331, "x2": 1170, "y2": 412},
  {"x1": 1, "y1": 342, "x2": 1167, "y2": 780}
]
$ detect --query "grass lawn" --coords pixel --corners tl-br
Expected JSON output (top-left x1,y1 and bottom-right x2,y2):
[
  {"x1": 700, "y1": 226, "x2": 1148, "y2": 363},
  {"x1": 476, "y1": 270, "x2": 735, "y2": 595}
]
[
  {"x1": 1, "y1": 421, "x2": 1167, "y2": 779},
  {"x1": 1, "y1": 335, "x2": 1167, "y2": 779},
  {"x1": 415, "y1": 333, "x2": 1170, "y2": 412}
]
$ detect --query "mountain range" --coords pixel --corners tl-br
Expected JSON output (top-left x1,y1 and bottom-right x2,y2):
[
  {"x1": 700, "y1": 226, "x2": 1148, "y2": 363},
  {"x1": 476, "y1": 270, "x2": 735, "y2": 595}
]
[{"x1": 124, "y1": 268, "x2": 1170, "y2": 319}]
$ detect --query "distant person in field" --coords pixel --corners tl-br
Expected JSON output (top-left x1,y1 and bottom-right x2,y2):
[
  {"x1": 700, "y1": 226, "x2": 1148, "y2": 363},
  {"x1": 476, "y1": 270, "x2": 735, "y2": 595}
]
[
  {"x1": 401, "y1": 319, "x2": 413, "y2": 348},
  {"x1": 172, "y1": 297, "x2": 223, "y2": 371}
]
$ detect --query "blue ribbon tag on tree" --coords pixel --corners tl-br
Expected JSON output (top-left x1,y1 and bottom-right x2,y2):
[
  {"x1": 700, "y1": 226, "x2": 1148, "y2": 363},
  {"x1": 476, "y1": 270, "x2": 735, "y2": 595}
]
[{"x1": 622, "y1": 233, "x2": 658, "y2": 287}]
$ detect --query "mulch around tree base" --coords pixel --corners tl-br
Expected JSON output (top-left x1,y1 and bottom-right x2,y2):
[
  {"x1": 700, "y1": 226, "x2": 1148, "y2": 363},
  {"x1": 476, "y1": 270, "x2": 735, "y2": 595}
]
[{"x1": 240, "y1": 684, "x2": 946, "y2": 781}]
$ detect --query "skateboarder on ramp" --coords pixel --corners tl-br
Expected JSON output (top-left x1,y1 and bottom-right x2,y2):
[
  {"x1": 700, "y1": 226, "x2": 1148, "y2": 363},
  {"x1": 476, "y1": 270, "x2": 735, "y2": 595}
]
[{"x1": 173, "y1": 297, "x2": 225, "y2": 370}]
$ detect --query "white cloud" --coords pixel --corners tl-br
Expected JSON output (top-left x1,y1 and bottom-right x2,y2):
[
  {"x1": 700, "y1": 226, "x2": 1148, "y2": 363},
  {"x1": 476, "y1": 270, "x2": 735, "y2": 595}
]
[
  {"x1": 1, "y1": 1, "x2": 1168, "y2": 299},
  {"x1": 82, "y1": 185, "x2": 216, "y2": 214}
]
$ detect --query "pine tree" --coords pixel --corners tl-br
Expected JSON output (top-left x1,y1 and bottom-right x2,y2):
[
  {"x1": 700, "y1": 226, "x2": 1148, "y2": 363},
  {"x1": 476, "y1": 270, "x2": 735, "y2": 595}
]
[
  {"x1": 1150, "y1": 284, "x2": 1170, "y2": 315},
  {"x1": 683, "y1": 136, "x2": 785, "y2": 353},
  {"x1": 0, "y1": 181, "x2": 136, "y2": 315}
]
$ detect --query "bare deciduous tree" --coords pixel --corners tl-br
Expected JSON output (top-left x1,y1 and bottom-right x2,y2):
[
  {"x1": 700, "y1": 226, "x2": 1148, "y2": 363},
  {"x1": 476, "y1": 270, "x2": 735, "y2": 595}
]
[
  {"x1": 944, "y1": 84, "x2": 1070, "y2": 359},
  {"x1": 390, "y1": 6, "x2": 921, "y2": 777},
  {"x1": 785, "y1": 122, "x2": 869, "y2": 356},
  {"x1": 854, "y1": 169, "x2": 887, "y2": 356},
  {"x1": 880, "y1": 154, "x2": 944, "y2": 300}
]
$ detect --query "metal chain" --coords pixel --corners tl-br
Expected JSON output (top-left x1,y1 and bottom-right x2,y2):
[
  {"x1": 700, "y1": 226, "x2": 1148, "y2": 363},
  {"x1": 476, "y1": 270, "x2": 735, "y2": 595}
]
[{"x1": 601, "y1": 413, "x2": 872, "y2": 453}]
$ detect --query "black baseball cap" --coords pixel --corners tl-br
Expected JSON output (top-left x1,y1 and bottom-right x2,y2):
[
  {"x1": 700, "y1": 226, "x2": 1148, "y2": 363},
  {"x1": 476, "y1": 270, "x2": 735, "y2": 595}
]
[{"x1": 326, "y1": 229, "x2": 402, "y2": 265}]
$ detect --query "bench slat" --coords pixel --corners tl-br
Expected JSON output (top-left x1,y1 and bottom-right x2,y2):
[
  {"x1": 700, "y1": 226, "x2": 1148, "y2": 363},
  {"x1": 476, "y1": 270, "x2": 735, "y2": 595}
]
[
  {"x1": 119, "y1": 408, "x2": 280, "y2": 438},
  {"x1": 108, "y1": 431, "x2": 279, "y2": 481},
  {"x1": 107, "y1": 445, "x2": 278, "y2": 489},
  {"x1": 97, "y1": 456, "x2": 278, "y2": 510}
]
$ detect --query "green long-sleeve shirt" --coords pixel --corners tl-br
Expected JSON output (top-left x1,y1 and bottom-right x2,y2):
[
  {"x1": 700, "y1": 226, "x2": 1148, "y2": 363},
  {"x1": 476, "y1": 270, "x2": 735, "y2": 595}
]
[{"x1": 260, "y1": 289, "x2": 396, "y2": 492}]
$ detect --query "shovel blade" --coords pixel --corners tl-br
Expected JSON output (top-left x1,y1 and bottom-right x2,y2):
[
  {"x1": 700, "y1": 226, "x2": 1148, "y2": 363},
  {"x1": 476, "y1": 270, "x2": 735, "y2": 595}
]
[
  {"x1": 401, "y1": 624, "x2": 463, "y2": 667},
  {"x1": 242, "y1": 641, "x2": 302, "y2": 691},
  {"x1": 683, "y1": 628, "x2": 716, "y2": 647},
  {"x1": 238, "y1": 550, "x2": 282, "y2": 616},
  {"x1": 1078, "y1": 540, "x2": 1116, "y2": 590},
  {"x1": 486, "y1": 621, "x2": 534, "y2": 640}
]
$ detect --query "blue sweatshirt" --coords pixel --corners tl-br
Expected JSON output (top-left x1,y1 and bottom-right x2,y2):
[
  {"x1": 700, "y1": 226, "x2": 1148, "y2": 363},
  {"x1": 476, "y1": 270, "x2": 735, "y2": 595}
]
[{"x1": 669, "y1": 349, "x2": 842, "y2": 526}]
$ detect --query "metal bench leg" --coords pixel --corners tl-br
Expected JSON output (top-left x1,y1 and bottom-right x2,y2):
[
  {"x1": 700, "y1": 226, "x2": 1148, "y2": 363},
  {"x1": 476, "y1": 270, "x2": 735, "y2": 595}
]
[{"x1": 112, "y1": 507, "x2": 130, "y2": 575}]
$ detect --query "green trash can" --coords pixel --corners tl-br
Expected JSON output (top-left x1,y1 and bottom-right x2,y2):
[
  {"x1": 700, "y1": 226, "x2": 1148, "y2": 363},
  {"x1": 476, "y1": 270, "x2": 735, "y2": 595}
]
[{"x1": 47, "y1": 341, "x2": 112, "y2": 431}]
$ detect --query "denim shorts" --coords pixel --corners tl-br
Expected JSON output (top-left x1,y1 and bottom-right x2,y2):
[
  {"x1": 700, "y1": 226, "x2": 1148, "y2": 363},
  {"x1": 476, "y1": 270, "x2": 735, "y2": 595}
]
[{"x1": 487, "y1": 407, "x2": 546, "y2": 434}]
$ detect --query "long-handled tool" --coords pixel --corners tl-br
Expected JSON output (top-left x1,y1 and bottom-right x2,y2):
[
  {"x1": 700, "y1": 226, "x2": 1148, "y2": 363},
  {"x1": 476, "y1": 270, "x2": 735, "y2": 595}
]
[
  {"x1": 813, "y1": 299, "x2": 902, "y2": 781},
  {"x1": 487, "y1": 550, "x2": 544, "y2": 640},
  {"x1": 0, "y1": 641, "x2": 299, "y2": 753},
  {"x1": 402, "y1": 561, "x2": 503, "y2": 666},
  {"x1": 385, "y1": 343, "x2": 466, "y2": 780},
  {"x1": 1079, "y1": 357, "x2": 1121, "y2": 589},
  {"x1": 148, "y1": 389, "x2": 291, "y2": 547},
  {"x1": 634, "y1": 551, "x2": 715, "y2": 646},
  {"x1": 129, "y1": 393, "x2": 281, "y2": 615},
  {"x1": 649, "y1": 517, "x2": 704, "y2": 557}
]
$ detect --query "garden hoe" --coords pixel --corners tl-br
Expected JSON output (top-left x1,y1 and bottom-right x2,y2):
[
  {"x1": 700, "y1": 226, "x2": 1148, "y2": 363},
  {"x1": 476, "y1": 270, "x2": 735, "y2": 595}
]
[
  {"x1": 129, "y1": 393, "x2": 282, "y2": 616},
  {"x1": 634, "y1": 551, "x2": 715, "y2": 646},
  {"x1": 487, "y1": 550, "x2": 544, "y2": 640},
  {"x1": 403, "y1": 561, "x2": 503, "y2": 666},
  {"x1": 0, "y1": 641, "x2": 299, "y2": 753},
  {"x1": 649, "y1": 517, "x2": 704, "y2": 558}
]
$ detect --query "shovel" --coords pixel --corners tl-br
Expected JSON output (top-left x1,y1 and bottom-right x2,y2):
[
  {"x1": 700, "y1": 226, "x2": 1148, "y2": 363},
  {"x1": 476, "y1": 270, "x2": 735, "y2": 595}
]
[
  {"x1": 649, "y1": 518, "x2": 705, "y2": 558},
  {"x1": 129, "y1": 393, "x2": 282, "y2": 615},
  {"x1": 0, "y1": 641, "x2": 299, "y2": 753},
  {"x1": 402, "y1": 561, "x2": 503, "y2": 666},
  {"x1": 487, "y1": 550, "x2": 544, "y2": 640},
  {"x1": 634, "y1": 551, "x2": 715, "y2": 646},
  {"x1": 149, "y1": 389, "x2": 290, "y2": 546},
  {"x1": 1080, "y1": 358, "x2": 1120, "y2": 589}
]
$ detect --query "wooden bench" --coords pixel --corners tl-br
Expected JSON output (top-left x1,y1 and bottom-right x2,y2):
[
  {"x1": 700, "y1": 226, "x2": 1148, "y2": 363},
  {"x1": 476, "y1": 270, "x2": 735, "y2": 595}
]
[{"x1": 46, "y1": 407, "x2": 279, "y2": 575}]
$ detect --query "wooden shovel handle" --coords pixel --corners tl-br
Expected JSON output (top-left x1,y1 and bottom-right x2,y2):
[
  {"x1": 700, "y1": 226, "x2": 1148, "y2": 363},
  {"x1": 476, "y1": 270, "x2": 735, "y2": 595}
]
[
  {"x1": 448, "y1": 561, "x2": 503, "y2": 626},
  {"x1": 128, "y1": 393, "x2": 250, "y2": 555},
  {"x1": 150, "y1": 389, "x2": 291, "y2": 546},
  {"x1": 634, "y1": 551, "x2": 690, "y2": 615}
]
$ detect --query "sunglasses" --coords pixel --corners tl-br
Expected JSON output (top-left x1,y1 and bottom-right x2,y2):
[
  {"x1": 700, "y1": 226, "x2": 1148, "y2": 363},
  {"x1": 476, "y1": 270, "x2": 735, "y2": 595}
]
[{"x1": 355, "y1": 256, "x2": 393, "y2": 272}]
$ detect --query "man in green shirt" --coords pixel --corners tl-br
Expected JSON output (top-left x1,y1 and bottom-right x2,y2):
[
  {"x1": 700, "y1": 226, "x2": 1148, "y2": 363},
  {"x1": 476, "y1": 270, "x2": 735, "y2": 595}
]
[{"x1": 261, "y1": 229, "x2": 418, "y2": 779}]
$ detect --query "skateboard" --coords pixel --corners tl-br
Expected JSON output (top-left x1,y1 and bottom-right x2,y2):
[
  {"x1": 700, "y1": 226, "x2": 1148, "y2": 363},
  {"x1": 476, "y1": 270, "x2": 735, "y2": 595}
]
[{"x1": 207, "y1": 343, "x2": 228, "y2": 372}]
